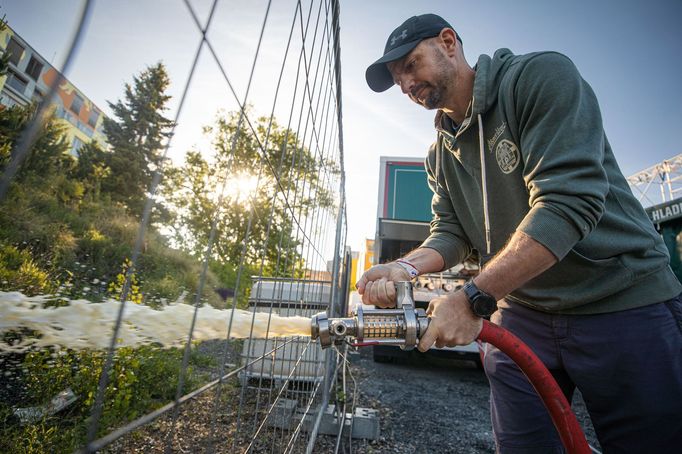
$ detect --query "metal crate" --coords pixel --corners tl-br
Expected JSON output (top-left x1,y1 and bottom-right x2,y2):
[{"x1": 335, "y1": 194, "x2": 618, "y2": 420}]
[{"x1": 240, "y1": 278, "x2": 332, "y2": 389}]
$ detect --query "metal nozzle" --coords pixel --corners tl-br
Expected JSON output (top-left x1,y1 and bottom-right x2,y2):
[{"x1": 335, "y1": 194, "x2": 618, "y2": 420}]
[{"x1": 310, "y1": 281, "x2": 429, "y2": 350}]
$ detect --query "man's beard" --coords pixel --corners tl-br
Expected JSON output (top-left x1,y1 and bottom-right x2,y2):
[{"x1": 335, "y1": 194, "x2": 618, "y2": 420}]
[
  {"x1": 423, "y1": 83, "x2": 445, "y2": 109},
  {"x1": 415, "y1": 52, "x2": 453, "y2": 110}
]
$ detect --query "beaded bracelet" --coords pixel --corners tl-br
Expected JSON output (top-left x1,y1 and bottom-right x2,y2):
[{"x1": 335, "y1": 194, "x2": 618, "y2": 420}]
[{"x1": 395, "y1": 259, "x2": 419, "y2": 278}]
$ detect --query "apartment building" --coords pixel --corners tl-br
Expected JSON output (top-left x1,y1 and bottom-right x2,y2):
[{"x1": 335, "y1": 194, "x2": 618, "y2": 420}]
[{"x1": 0, "y1": 23, "x2": 108, "y2": 155}]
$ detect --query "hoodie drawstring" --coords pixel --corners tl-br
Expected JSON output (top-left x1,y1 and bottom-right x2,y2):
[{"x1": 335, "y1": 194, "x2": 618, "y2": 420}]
[
  {"x1": 436, "y1": 135, "x2": 441, "y2": 191},
  {"x1": 478, "y1": 114, "x2": 491, "y2": 256}
]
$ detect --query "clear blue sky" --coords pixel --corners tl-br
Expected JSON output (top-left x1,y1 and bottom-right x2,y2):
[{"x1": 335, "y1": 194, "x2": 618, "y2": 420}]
[{"x1": 2, "y1": 0, "x2": 681, "y2": 253}]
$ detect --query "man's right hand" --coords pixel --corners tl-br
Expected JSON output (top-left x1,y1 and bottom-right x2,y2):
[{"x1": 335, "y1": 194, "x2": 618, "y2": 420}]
[{"x1": 356, "y1": 263, "x2": 410, "y2": 308}]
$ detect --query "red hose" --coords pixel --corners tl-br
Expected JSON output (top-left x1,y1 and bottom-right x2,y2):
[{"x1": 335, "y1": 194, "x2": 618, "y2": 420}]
[{"x1": 477, "y1": 320, "x2": 591, "y2": 454}]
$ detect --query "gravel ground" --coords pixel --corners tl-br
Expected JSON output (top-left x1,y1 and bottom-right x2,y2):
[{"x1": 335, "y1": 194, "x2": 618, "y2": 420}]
[
  {"x1": 108, "y1": 340, "x2": 601, "y2": 453},
  {"x1": 313, "y1": 346, "x2": 601, "y2": 454}
]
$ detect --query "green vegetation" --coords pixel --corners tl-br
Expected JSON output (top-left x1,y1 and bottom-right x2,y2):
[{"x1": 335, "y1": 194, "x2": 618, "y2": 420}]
[
  {"x1": 0, "y1": 346, "x2": 216, "y2": 453},
  {"x1": 163, "y1": 109, "x2": 337, "y2": 277},
  {"x1": 0, "y1": 63, "x2": 226, "y2": 451},
  {"x1": 0, "y1": 58, "x2": 336, "y2": 452}
]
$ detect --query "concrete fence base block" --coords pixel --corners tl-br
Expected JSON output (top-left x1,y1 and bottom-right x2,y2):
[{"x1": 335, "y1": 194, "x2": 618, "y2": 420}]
[
  {"x1": 266, "y1": 398, "x2": 298, "y2": 429},
  {"x1": 301, "y1": 405, "x2": 380, "y2": 440},
  {"x1": 268, "y1": 402, "x2": 380, "y2": 440}
]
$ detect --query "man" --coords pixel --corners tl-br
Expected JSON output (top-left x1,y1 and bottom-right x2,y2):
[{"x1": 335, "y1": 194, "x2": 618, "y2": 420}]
[{"x1": 358, "y1": 13, "x2": 682, "y2": 453}]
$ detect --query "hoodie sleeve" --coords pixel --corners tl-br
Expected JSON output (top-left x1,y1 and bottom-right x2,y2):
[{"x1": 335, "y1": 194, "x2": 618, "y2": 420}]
[
  {"x1": 420, "y1": 142, "x2": 473, "y2": 269},
  {"x1": 513, "y1": 52, "x2": 608, "y2": 260}
]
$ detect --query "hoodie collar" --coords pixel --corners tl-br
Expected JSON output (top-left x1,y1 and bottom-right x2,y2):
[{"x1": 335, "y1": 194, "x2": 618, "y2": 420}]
[{"x1": 434, "y1": 48, "x2": 516, "y2": 136}]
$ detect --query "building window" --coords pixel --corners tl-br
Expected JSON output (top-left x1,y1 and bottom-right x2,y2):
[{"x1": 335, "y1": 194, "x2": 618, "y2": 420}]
[
  {"x1": 87, "y1": 109, "x2": 99, "y2": 128},
  {"x1": 5, "y1": 37, "x2": 24, "y2": 66},
  {"x1": 70, "y1": 136, "x2": 85, "y2": 156},
  {"x1": 70, "y1": 94, "x2": 84, "y2": 115},
  {"x1": 25, "y1": 56, "x2": 43, "y2": 81},
  {"x1": 6, "y1": 69, "x2": 28, "y2": 95}
]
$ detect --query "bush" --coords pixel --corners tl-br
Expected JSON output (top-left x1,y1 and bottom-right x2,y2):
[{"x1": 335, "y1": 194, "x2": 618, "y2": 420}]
[
  {"x1": 0, "y1": 345, "x2": 216, "y2": 453},
  {"x1": 0, "y1": 243, "x2": 56, "y2": 295}
]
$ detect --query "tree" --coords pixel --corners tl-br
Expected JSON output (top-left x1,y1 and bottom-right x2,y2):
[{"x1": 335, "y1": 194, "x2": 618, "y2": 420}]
[
  {"x1": 163, "y1": 109, "x2": 338, "y2": 277},
  {"x1": 101, "y1": 62, "x2": 174, "y2": 214},
  {"x1": 70, "y1": 141, "x2": 110, "y2": 201},
  {"x1": 0, "y1": 103, "x2": 71, "y2": 180}
]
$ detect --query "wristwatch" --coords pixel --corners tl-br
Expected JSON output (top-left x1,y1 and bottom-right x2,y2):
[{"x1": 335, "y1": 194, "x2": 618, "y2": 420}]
[{"x1": 462, "y1": 280, "x2": 497, "y2": 318}]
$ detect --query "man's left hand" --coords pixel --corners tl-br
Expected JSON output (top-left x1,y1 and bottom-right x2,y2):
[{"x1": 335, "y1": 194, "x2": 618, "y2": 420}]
[{"x1": 417, "y1": 291, "x2": 483, "y2": 352}]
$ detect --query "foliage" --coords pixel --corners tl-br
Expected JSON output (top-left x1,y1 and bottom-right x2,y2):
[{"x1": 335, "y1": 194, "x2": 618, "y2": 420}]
[
  {"x1": 101, "y1": 62, "x2": 174, "y2": 215},
  {"x1": 0, "y1": 243, "x2": 56, "y2": 295},
  {"x1": 0, "y1": 103, "x2": 72, "y2": 180},
  {"x1": 107, "y1": 258, "x2": 143, "y2": 304},
  {"x1": 163, "y1": 109, "x2": 338, "y2": 277},
  {"x1": 0, "y1": 58, "x2": 341, "y2": 452},
  {"x1": 0, "y1": 345, "x2": 217, "y2": 453},
  {"x1": 69, "y1": 141, "x2": 110, "y2": 201}
]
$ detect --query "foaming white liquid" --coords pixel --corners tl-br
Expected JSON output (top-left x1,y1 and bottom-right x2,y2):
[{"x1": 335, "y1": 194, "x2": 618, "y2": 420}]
[{"x1": 0, "y1": 291, "x2": 311, "y2": 352}]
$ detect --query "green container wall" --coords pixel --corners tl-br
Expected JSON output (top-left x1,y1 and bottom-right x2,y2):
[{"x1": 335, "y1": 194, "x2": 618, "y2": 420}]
[{"x1": 384, "y1": 162, "x2": 432, "y2": 222}]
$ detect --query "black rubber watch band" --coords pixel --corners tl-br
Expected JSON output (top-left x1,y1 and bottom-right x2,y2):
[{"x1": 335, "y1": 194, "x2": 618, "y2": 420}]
[{"x1": 462, "y1": 280, "x2": 497, "y2": 318}]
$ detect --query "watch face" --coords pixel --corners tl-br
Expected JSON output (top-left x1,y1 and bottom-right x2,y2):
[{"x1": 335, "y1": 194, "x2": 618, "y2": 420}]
[
  {"x1": 464, "y1": 281, "x2": 497, "y2": 317},
  {"x1": 474, "y1": 296, "x2": 497, "y2": 317}
]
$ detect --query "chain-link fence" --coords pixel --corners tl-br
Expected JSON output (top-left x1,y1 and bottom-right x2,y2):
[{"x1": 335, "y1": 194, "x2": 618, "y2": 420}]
[{"x1": 0, "y1": 0, "x2": 350, "y2": 452}]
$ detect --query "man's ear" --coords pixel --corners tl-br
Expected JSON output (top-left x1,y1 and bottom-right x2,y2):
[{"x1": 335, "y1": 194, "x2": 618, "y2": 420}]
[{"x1": 438, "y1": 28, "x2": 459, "y2": 56}]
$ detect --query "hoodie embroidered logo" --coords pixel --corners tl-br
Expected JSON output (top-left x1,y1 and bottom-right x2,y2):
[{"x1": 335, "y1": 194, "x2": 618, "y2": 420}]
[
  {"x1": 487, "y1": 122, "x2": 507, "y2": 151},
  {"x1": 495, "y1": 139, "x2": 520, "y2": 174}
]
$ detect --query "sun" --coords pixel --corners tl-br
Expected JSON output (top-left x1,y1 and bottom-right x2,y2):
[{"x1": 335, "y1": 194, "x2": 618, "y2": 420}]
[{"x1": 223, "y1": 173, "x2": 260, "y2": 205}]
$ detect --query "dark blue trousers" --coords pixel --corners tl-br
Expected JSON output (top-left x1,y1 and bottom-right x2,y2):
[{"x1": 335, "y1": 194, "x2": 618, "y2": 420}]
[{"x1": 483, "y1": 294, "x2": 682, "y2": 454}]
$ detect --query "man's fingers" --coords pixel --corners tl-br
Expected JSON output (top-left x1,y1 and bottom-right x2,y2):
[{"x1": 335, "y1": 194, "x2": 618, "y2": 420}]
[
  {"x1": 376, "y1": 278, "x2": 389, "y2": 305},
  {"x1": 418, "y1": 324, "x2": 437, "y2": 352},
  {"x1": 357, "y1": 265, "x2": 404, "y2": 307},
  {"x1": 386, "y1": 281, "x2": 396, "y2": 302},
  {"x1": 362, "y1": 281, "x2": 374, "y2": 305},
  {"x1": 426, "y1": 299, "x2": 435, "y2": 316},
  {"x1": 356, "y1": 275, "x2": 367, "y2": 293},
  {"x1": 357, "y1": 268, "x2": 383, "y2": 294}
]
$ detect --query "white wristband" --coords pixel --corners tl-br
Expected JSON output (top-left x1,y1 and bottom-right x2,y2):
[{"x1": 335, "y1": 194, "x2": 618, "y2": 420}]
[{"x1": 395, "y1": 259, "x2": 419, "y2": 279}]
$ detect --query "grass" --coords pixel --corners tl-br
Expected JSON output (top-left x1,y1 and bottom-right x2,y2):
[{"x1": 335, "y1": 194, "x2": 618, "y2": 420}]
[{"x1": 0, "y1": 344, "x2": 221, "y2": 454}]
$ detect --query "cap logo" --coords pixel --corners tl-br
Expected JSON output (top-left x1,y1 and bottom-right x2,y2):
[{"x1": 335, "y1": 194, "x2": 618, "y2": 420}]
[{"x1": 390, "y1": 29, "x2": 408, "y2": 46}]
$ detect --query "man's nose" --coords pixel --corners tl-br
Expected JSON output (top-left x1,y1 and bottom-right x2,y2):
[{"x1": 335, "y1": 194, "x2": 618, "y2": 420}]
[{"x1": 397, "y1": 76, "x2": 414, "y2": 95}]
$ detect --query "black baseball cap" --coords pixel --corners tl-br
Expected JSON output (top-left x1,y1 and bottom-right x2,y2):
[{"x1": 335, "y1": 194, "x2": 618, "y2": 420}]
[{"x1": 365, "y1": 14, "x2": 459, "y2": 93}]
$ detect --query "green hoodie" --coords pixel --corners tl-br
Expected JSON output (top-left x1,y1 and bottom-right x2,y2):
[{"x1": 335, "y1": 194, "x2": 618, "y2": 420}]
[{"x1": 421, "y1": 48, "x2": 681, "y2": 314}]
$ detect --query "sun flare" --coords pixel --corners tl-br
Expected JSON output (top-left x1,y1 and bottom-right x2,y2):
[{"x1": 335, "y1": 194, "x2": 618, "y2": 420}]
[{"x1": 224, "y1": 173, "x2": 260, "y2": 205}]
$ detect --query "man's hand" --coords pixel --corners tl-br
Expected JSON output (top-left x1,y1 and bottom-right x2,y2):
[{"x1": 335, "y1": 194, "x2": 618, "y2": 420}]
[
  {"x1": 356, "y1": 263, "x2": 410, "y2": 307},
  {"x1": 417, "y1": 291, "x2": 483, "y2": 352}
]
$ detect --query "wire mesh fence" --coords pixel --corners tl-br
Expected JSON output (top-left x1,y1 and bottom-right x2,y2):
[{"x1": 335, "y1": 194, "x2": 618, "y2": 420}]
[{"x1": 0, "y1": 0, "x2": 350, "y2": 452}]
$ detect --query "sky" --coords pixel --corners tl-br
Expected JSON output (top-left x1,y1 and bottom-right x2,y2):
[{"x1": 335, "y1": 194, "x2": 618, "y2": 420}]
[{"x1": 2, "y1": 0, "x2": 682, "y2": 254}]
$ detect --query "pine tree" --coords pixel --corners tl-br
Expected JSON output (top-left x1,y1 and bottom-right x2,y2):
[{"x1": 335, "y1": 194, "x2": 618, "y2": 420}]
[
  {"x1": 0, "y1": 104, "x2": 71, "y2": 179},
  {"x1": 101, "y1": 62, "x2": 174, "y2": 214}
]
